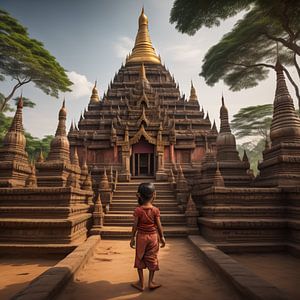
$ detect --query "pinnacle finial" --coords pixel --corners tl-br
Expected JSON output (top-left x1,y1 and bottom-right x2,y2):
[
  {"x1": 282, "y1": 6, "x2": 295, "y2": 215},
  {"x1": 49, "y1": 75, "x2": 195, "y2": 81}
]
[
  {"x1": 8, "y1": 94, "x2": 24, "y2": 133},
  {"x1": 219, "y1": 95, "x2": 231, "y2": 133},
  {"x1": 90, "y1": 80, "x2": 100, "y2": 103},
  {"x1": 212, "y1": 120, "x2": 218, "y2": 134},
  {"x1": 58, "y1": 99, "x2": 67, "y2": 120},
  {"x1": 189, "y1": 81, "x2": 198, "y2": 102},
  {"x1": 206, "y1": 111, "x2": 210, "y2": 121},
  {"x1": 127, "y1": 8, "x2": 160, "y2": 64},
  {"x1": 18, "y1": 94, "x2": 23, "y2": 109}
]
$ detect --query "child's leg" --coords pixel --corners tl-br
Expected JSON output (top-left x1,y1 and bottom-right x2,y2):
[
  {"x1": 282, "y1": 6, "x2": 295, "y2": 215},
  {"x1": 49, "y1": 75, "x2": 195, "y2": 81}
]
[
  {"x1": 131, "y1": 269, "x2": 144, "y2": 291},
  {"x1": 148, "y1": 270, "x2": 161, "y2": 289}
]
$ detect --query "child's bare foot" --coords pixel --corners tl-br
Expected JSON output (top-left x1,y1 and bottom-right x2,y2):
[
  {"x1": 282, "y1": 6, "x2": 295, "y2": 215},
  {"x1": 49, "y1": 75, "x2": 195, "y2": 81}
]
[
  {"x1": 149, "y1": 281, "x2": 162, "y2": 290},
  {"x1": 131, "y1": 281, "x2": 144, "y2": 292}
]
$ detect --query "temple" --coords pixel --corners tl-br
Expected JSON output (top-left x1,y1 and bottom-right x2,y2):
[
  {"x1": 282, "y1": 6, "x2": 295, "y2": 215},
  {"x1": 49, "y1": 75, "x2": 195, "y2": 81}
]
[
  {"x1": 68, "y1": 8, "x2": 215, "y2": 183},
  {"x1": 0, "y1": 8, "x2": 299, "y2": 256}
]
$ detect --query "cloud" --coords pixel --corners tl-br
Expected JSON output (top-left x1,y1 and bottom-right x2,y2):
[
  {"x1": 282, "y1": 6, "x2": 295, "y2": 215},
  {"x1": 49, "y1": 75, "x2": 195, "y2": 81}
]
[
  {"x1": 65, "y1": 71, "x2": 93, "y2": 99},
  {"x1": 113, "y1": 36, "x2": 134, "y2": 59},
  {"x1": 163, "y1": 43, "x2": 202, "y2": 63}
]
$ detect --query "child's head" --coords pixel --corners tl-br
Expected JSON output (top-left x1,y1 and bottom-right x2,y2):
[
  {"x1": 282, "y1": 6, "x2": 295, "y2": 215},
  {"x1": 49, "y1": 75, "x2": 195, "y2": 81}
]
[{"x1": 136, "y1": 182, "x2": 155, "y2": 205}]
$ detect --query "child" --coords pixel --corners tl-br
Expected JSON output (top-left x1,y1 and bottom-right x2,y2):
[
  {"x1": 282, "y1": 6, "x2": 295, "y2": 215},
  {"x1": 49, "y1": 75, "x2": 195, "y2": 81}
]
[{"x1": 130, "y1": 182, "x2": 166, "y2": 291}]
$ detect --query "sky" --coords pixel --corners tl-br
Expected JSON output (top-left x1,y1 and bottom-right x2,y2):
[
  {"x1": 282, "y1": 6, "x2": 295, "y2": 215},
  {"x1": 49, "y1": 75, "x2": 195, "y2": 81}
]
[{"x1": 1, "y1": 0, "x2": 298, "y2": 138}]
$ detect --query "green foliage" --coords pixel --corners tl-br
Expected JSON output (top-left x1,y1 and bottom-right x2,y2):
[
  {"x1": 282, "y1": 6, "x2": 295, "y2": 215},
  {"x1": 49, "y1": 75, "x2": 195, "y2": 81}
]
[
  {"x1": 200, "y1": 5, "x2": 297, "y2": 91},
  {"x1": 13, "y1": 96, "x2": 35, "y2": 108},
  {"x1": 237, "y1": 139, "x2": 265, "y2": 175},
  {"x1": 0, "y1": 9, "x2": 72, "y2": 110},
  {"x1": 232, "y1": 104, "x2": 273, "y2": 175},
  {"x1": 0, "y1": 111, "x2": 12, "y2": 142},
  {"x1": 170, "y1": 0, "x2": 300, "y2": 103},
  {"x1": 170, "y1": 0, "x2": 252, "y2": 34},
  {"x1": 25, "y1": 133, "x2": 53, "y2": 161},
  {"x1": 231, "y1": 104, "x2": 273, "y2": 140}
]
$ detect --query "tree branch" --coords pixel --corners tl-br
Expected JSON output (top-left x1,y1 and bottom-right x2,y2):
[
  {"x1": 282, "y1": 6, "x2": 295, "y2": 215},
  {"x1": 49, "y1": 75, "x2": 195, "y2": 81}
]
[
  {"x1": 280, "y1": 0, "x2": 295, "y2": 41},
  {"x1": 0, "y1": 78, "x2": 32, "y2": 112},
  {"x1": 282, "y1": 66, "x2": 300, "y2": 110},
  {"x1": 263, "y1": 31, "x2": 300, "y2": 56},
  {"x1": 226, "y1": 61, "x2": 275, "y2": 69},
  {"x1": 226, "y1": 61, "x2": 300, "y2": 110}
]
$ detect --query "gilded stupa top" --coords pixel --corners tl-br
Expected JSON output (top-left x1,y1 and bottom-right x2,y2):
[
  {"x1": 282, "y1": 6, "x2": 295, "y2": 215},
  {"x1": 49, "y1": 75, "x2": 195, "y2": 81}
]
[{"x1": 126, "y1": 8, "x2": 161, "y2": 65}]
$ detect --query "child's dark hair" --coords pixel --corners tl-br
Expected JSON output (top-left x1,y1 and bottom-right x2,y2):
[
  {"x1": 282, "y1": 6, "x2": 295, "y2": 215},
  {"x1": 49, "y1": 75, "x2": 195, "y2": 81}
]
[{"x1": 137, "y1": 182, "x2": 155, "y2": 205}]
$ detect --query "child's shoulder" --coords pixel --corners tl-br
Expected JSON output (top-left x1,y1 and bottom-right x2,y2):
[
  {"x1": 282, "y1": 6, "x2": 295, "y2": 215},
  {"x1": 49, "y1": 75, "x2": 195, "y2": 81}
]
[
  {"x1": 152, "y1": 205, "x2": 160, "y2": 215},
  {"x1": 133, "y1": 205, "x2": 142, "y2": 216}
]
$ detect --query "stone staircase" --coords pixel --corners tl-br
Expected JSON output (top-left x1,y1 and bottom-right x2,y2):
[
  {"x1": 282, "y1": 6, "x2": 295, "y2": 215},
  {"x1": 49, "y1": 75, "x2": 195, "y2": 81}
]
[{"x1": 100, "y1": 180, "x2": 192, "y2": 238}]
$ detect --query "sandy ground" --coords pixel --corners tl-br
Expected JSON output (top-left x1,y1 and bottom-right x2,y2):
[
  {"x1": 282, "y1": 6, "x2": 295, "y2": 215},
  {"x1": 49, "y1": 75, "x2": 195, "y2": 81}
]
[
  {"x1": 58, "y1": 238, "x2": 240, "y2": 300},
  {"x1": 231, "y1": 253, "x2": 300, "y2": 300},
  {"x1": 0, "y1": 254, "x2": 62, "y2": 300}
]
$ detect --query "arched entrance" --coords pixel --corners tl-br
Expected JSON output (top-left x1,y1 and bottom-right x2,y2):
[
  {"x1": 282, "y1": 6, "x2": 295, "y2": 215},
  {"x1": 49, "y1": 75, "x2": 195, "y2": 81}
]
[{"x1": 130, "y1": 137, "x2": 155, "y2": 177}]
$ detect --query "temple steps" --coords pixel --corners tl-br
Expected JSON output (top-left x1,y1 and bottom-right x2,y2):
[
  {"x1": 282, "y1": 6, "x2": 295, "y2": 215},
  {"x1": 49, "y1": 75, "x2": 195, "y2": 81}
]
[
  {"x1": 104, "y1": 213, "x2": 186, "y2": 226},
  {"x1": 102, "y1": 180, "x2": 191, "y2": 238},
  {"x1": 100, "y1": 225, "x2": 194, "y2": 238},
  {"x1": 108, "y1": 210, "x2": 181, "y2": 214}
]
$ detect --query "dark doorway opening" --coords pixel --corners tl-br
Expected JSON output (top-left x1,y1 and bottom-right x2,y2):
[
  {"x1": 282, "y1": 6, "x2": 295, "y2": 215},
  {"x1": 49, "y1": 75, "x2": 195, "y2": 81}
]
[{"x1": 131, "y1": 138, "x2": 155, "y2": 177}]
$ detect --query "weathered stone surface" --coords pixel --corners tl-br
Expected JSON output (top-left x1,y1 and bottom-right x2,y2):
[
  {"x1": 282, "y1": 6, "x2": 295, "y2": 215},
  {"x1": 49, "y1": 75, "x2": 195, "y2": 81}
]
[
  {"x1": 189, "y1": 236, "x2": 288, "y2": 300},
  {"x1": 11, "y1": 236, "x2": 100, "y2": 300}
]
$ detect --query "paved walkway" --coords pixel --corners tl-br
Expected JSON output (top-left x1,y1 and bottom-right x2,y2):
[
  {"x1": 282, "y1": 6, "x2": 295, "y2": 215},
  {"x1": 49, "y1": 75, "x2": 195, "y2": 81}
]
[
  {"x1": 0, "y1": 255, "x2": 61, "y2": 300},
  {"x1": 58, "y1": 238, "x2": 240, "y2": 300},
  {"x1": 232, "y1": 253, "x2": 300, "y2": 300}
]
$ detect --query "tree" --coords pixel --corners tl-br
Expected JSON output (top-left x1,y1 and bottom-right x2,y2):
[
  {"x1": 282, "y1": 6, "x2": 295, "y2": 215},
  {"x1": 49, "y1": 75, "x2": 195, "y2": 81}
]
[
  {"x1": 231, "y1": 104, "x2": 273, "y2": 175},
  {"x1": 0, "y1": 9, "x2": 72, "y2": 111},
  {"x1": 170, "y1": 0, "x2": 300, "y2": 107},
  {"x1": 25, "y1": 133, "x2": 53, "y2": 161},
  {"x1": 237, "y1": 140, "x2": 265, "y2": 175},
  {"x1": 231, "y1": 104, "x2": 273, "y2": 141}
]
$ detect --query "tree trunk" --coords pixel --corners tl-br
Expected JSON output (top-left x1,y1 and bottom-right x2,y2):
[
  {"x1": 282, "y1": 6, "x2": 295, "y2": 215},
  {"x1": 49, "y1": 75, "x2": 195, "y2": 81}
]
[{"x1": 0, "y1": 79, "x2": 31, "y2": 112}]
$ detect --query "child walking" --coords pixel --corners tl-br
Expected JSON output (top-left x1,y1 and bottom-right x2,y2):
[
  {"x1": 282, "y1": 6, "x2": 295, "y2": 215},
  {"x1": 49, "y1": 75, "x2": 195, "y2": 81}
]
[{"x1": 130, "y1": 182, "x2": 166, "y2": 291}]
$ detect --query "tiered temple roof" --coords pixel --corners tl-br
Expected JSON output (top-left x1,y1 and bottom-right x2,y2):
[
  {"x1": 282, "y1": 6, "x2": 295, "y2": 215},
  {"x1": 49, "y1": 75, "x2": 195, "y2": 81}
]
[
  {"x1": 256, "y1": 60, "x2": 300, "y2": 187},
  {"x1": 68, "y1": 8, "x2": 217, "y2": 182}
]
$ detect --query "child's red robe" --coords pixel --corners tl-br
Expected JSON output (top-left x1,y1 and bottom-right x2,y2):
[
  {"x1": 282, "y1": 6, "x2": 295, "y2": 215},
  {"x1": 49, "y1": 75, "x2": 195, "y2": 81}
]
[{"x1": 133, "y1": 206, "x2": 160, "y2": 271}]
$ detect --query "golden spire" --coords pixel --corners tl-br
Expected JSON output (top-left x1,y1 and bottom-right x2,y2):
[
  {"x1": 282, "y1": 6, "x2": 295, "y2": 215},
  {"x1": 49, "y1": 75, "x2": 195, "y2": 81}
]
[
  {"x1": 127, "y1": 8, "x2": 161, "y2": 65},
  {"x1": 90, "y1": 80, "x2": 100, "y2": 103},
  {"x1": 189, "y1": 81, "x2": 198, "y2": 102}
]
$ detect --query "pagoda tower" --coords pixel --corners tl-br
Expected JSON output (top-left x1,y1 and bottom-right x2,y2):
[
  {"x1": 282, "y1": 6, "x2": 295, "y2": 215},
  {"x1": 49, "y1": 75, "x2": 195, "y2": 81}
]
[
  {"x1": 196, "y1": 96, "x2": 253, "y2": 189},
  {"x1": 256, "y1": 60, "x2": 300, "y2": 187},
  {"x1": 0, "y1": 96, "x2": 32, "y2": 187},
  {"x1": 69, "y1": 8, "x2": 216, "y2": 183}
]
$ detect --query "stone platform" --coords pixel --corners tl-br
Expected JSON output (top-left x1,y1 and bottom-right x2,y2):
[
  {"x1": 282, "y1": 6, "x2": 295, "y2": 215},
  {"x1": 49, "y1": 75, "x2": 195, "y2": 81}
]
[{"x1": 0, "y1": 187, "x2": 92, "y2": 254}]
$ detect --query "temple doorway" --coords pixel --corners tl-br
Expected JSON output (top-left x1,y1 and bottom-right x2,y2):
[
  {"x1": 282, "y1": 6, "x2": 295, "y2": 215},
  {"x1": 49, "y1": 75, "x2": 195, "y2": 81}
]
[{"x1": 131, "y1": 138, "x2": 155, "y2": 177}]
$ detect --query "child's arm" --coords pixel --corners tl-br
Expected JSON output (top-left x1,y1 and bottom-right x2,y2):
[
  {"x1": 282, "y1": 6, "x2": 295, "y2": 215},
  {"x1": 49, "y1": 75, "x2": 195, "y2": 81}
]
[
  {"x1": 130, "y1": 216, "x2": 139, "y2": 248},
  {"x1": 155, "y1": 217, "x2": 166, "y2": 247}
]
